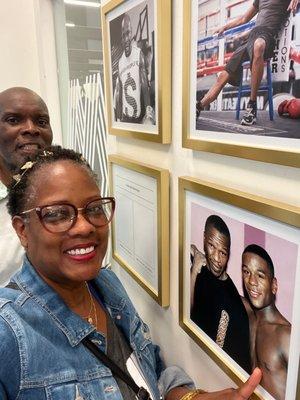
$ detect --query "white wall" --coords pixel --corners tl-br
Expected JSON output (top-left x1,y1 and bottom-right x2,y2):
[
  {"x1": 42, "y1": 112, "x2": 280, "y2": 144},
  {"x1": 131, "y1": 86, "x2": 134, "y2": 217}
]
[
  {"x1": 3, "y1": 0, "x2": 299, "y2": 394},
  {"x1": 105, "y1": 0, "x2": 300, "y2": 393},
  {"x1": 0, "y1": 0, "x2": 62, "y2": 145}
]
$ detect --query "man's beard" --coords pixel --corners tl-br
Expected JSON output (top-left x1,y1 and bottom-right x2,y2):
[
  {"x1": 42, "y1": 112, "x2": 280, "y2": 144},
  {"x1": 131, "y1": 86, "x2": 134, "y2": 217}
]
[{"x1": 6, "y1": 153, "x2": 33, "y2": 174}]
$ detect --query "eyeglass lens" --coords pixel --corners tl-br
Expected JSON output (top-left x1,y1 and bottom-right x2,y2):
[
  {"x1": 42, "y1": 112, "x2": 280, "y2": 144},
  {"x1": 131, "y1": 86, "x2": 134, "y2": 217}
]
[{"x1": 40, "y1": 199, "x2": 113, "y2": 233}]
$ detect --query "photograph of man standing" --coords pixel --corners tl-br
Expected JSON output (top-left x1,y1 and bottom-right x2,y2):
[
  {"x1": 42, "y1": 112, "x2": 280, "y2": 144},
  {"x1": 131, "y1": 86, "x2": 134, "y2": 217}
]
[
  {"x1": 190, "y1": 215, "x2": 251, "y2": 373},
  {"x1": 112, "y1": 8, "x2": 155, "y2": 125}
]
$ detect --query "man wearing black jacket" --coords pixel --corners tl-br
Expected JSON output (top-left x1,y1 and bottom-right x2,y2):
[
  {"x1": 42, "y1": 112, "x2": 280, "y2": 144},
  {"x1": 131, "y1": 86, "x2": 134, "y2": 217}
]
[{"x1": 190, "y1": 215, "x2": 251, "y2": 373}]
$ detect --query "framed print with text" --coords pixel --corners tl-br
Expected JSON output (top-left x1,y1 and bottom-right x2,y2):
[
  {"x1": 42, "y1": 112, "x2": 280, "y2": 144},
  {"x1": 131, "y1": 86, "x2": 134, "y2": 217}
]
[
  {"x1": 182, "y1": 0, "x2": 300, "y2": 167},
  {"x1": 109, "y1": 155, "x2": 169, "y2": 306},
  {"x1": 179, "y1": 176, "x2": 300, "y2": 399},
  {"x1": 102, "y1": 0, "x2": 171, "y2": 143}
]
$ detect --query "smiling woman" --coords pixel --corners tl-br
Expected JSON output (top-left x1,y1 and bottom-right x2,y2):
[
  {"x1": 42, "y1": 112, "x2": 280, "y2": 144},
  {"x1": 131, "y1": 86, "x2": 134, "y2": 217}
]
[
  {"x1": 0, "y1": 145, "x2": 194, "y2": 399},
  {"x1": 12, "y1": 166, "x2": 111, "y2": 285},
  {"x1": 0, "y1": 145, "x2": 262, "y2": 399}
]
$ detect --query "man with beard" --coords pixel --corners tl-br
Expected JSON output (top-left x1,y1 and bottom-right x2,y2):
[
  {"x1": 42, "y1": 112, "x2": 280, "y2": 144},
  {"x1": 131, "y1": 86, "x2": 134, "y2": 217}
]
[
  {"x1": 0, "y1": 87, "x2": 53, "y2": 285},
  {"x1": 242, "y1": 244, "x2": 291, "y2": 400},
  {"x1": 190, "y1": 215, "x2": 251, "y2": 373},
  {"x1": 113, "y1": 13, "x2": 155, "y2": 124}
]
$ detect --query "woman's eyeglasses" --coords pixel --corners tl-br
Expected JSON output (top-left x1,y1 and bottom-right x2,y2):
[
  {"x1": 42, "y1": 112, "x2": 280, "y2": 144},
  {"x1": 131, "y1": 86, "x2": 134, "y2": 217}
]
[{"x1": 18, "y1": 197, "x2": 115, "y2": 233}]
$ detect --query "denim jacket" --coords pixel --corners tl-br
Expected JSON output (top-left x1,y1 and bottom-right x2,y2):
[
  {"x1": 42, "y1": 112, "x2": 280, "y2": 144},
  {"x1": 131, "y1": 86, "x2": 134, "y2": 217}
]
[{"x1": 0, "y1": 257, "x2": 193, "y2": 399}]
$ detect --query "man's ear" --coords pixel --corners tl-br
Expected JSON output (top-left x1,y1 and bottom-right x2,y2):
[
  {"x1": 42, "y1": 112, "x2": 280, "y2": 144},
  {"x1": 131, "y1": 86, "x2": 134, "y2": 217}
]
[
  {"x1": 272, "y1": 277, "x2": 278, "y2": 296},
  {"x1": 12, "y1": 216, "x2": 28, "y2": 249},
  {"x1": 0, "y1": 156, "x2": 13, "y2": 187}
]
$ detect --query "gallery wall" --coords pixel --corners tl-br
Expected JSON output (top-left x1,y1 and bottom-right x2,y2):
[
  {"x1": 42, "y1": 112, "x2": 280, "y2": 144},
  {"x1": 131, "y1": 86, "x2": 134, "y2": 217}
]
[
  {"x1": 104, "y1": 0, "x2": 300, "y2": 393},
  {"x1": 0, "y1": 0, "x2": 62, "y2": 146},
  {"x1": 1, "y1": 0, "x2": 299, "y2": 394}
]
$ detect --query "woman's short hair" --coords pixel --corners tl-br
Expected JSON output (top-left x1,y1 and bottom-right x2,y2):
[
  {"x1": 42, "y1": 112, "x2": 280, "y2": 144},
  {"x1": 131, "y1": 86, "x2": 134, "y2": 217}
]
[{"x1": 7, "y1": 145, "x2": 98, "y2": 217}]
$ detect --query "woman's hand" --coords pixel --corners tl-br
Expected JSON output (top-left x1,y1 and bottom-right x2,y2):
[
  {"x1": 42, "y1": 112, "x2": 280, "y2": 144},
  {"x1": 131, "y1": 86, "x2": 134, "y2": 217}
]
[
  {"x1": 195, "y1": 368, "x2": 262, "y2": 400},
  {"x1": 166, "y1": 368, "x2": 262, "y2": 400}
]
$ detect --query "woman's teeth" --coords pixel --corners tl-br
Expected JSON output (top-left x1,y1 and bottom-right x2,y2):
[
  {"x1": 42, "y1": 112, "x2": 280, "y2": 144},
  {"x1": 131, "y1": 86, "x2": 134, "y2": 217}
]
[{"x1": 67, "y1": 246, "x2": 94, "y2": 255}]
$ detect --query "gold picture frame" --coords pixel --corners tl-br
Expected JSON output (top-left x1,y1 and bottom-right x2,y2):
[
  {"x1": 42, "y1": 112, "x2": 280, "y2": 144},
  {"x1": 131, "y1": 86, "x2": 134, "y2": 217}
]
[
  {"x1": 109, "y1": 155, "x2": 169, "y2": 306},
  {"x1": 179, "y1": 176, "x2": 300, "y2": 399},
  {"x1": 182, "y1": 0, "x2": 300, "y2": 167},
  {"x1": 101, "y1": 0, "x2": 171, "y2": 143}
]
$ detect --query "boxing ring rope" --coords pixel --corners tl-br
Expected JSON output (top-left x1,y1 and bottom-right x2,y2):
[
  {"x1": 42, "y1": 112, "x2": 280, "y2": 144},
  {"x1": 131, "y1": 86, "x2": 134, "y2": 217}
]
[
  {"x1": 197, "y1": 20, "x2": 255, "y2": 45},
  {"x1": 197, "y1": 21, "x2": 254, "y2": 78},
  {"x1": 197, "y1": 21, "x2": 300, "y2": 78}
]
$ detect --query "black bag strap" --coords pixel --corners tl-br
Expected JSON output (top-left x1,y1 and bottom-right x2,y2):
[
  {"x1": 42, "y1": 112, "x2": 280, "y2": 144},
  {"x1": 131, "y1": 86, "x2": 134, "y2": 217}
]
[
  {"x1": 82, "y1": 337, "x2": 151, "y2": 400},
  {"x1": 5, "y1": 282, "x2": 20, "y2": 290},
  {"x1": 6, "y1": 282, "x2": 151, "y2": 400}
]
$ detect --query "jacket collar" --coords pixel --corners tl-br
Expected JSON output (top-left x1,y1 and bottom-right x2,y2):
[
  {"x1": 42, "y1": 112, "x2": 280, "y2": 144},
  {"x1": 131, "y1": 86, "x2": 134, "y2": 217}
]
[{"x1": 13, "y1": 256, "x2": 97, "y2": 347}]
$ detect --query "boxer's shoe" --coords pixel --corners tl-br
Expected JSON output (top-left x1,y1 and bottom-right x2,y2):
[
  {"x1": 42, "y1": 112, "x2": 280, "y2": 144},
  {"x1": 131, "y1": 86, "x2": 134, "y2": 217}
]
[
  {"x1": 241, "y1": 102, "x2": 257, "y2": 125},
  {"x1": 196, "y1": 101, "x2": 204, "y2": 119}
]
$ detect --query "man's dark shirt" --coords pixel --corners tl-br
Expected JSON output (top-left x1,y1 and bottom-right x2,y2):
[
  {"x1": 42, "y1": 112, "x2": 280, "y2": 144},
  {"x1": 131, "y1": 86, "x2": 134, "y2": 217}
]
[
  {"x1": 254, "y1": 0, "x2": 290, "y2": 34},
  {"x1": 191, "y1": 267, "x2": 251, "y2": 373}
]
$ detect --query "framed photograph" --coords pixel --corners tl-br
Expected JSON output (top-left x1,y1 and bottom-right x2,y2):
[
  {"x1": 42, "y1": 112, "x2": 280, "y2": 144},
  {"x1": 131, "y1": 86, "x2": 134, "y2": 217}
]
[
  {"x1": 101, "y1": 0, "x2": 171, "y2": 143},
  {"x1": 179, "y1": 176, "x2": 300, "y2": 399},
  {"x1": 182, "y1": 0, "x2": 300, "y2": 167},
  {"x1": 109, "y1": 155, "x2": 169, "y2": 306}
]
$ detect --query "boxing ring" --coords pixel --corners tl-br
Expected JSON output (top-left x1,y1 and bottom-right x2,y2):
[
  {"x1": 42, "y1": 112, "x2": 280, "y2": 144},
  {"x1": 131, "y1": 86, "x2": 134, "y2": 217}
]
[
  {"x1": 195, "y1": 17, "x2": 300, "y2": 134},
  {"x1": 197, "y1": 21, "x2": 255, "y2": 78}
]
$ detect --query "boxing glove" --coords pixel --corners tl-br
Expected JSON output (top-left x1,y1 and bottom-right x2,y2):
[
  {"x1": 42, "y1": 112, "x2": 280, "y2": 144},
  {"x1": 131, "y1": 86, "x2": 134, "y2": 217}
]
[
  {"x1": 278, "y1": 99, "x2": 288, "y2": 116},
  {"x1": 285, "y1": 99, "x2": 300, "y2": 119}
]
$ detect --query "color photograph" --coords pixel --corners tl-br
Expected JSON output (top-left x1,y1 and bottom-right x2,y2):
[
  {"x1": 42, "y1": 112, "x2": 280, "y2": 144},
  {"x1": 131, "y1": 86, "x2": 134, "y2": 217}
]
[
  {"x1": 179, "y1": 177, "x2": 300, "y2": 400},
  {"x1": 194, "y1": 0, "x2": 300, "y2": 136},
  {"x1": 182, "y1": 0, "x2": 300, "y2": 166}
]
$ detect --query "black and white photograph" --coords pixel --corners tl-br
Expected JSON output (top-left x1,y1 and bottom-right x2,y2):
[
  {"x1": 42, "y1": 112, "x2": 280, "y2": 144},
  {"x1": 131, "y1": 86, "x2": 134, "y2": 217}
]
[
  {"x1": 108, "y1": 0, "x2": 156, "y2": 127},
  {"x1": 102, "y1": 0, "x2": 171, "y2": 143}
]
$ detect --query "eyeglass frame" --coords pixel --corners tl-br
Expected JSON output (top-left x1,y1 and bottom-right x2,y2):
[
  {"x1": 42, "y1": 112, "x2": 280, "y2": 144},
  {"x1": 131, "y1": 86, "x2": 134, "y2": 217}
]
[{"x1": 17, "y1": 197, "x2": 116, "y2": 233}]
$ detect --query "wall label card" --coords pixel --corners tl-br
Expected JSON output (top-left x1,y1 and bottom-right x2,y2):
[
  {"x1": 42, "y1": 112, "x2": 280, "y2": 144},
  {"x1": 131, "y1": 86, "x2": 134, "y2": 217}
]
[{"x1": 109, "y1": 155, "x2": 169, "y2": 306}]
